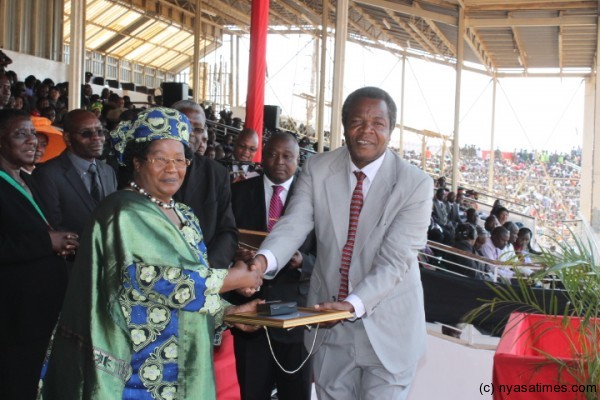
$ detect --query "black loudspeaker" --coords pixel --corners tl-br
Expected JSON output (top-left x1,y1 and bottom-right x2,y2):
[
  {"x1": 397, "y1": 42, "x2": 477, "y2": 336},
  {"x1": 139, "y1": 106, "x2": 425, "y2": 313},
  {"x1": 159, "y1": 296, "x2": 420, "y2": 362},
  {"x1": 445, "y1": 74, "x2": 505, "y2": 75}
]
[
  {"x1": 162, "y1": 82, "x2": 189, "y2": 107},
  {"x1": 264, "y1": 105, "x2": 281, "y2": 131}
]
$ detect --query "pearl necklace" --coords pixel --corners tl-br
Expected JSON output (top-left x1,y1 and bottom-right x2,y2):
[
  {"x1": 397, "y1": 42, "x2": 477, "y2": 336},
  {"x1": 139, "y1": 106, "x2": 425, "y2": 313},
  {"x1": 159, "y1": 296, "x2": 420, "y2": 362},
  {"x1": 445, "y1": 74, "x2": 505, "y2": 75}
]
[{"x1": 129, "y1": 181, "x2": 175, "y2": 209}]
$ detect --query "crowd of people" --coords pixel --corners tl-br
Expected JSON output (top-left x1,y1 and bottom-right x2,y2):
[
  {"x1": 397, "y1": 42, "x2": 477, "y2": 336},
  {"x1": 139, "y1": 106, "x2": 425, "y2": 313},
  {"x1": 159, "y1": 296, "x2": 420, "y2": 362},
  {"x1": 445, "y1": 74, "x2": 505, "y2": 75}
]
[
  {"x1": 426, "y1": 177, "x2": 540, "y2": 282},
  {"x1": 403, "y1": 144, "x2": 582, "y2": 246}
]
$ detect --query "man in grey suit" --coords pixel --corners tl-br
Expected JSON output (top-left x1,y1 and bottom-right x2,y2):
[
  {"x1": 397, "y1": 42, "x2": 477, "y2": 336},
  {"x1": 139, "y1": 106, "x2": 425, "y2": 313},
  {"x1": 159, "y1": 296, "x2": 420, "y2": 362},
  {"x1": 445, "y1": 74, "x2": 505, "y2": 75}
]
[
  {"x1": 33, "y1": 109, "x2": 117, "y2": 236},
  {"x1": 251, "y1": 87, "x2": 432, "y2": 399}
]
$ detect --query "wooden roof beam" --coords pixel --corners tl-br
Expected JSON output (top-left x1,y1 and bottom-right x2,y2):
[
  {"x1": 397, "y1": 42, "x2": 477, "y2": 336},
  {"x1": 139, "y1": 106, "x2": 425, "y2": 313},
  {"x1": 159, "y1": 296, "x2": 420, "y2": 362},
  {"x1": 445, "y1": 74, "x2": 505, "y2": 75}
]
[
  {"x1": 464, "y1": 26, "x2": 495, "y2": 73},
  {"x1": 509, "y1": 13, "x2": 528, "y2": 71},
  {"x1": 385, "y1": 10, "x2": 438, "y2": 54},
  {"x1": 466, "y1": 14, "x2": 596, "y2": 28},
  {"x1": 414, "y1": 2, "x2": 456, "y2": 56},
  {"x1": 353, "y1": 0, "x2": 457, "y2": 26}
]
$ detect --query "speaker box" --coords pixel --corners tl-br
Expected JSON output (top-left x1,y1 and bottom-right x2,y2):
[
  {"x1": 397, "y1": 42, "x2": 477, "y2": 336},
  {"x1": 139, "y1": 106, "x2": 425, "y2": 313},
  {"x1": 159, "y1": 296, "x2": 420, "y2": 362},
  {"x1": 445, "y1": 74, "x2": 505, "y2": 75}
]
[
  {"x1": 264, "y1": 105, "x2": 281, "y2": 131},
  {"x1": 106, "y1": 79, "x2": 120, "y2": 89},
  {"x1": 162, "y1": 82, "x2": 189, "y2": 107}
]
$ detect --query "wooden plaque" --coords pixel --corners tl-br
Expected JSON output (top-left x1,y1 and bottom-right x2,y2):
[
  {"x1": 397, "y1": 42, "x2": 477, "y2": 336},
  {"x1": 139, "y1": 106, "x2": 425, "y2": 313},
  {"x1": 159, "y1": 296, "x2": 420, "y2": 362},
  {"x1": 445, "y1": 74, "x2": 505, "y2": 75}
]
[{"x1": 224, "y1": 307, "x2": 353, "y2": 329}]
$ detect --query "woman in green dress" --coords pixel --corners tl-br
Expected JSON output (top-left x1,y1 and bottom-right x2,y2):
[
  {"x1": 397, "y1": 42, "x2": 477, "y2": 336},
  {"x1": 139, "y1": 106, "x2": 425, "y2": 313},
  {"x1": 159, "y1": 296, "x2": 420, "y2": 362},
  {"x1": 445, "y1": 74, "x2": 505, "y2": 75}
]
[{"x1": 39, "y1": 107, "x2": 262, "y2": 400}]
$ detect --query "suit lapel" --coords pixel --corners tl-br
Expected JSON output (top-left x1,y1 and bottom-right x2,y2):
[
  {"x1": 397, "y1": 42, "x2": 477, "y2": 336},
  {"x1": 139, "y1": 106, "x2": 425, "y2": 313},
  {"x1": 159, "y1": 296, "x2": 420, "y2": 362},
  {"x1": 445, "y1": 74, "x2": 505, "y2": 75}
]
[
  {"x1": 257, "y1": 177, "x2": 268, "y2": 231},
  {"x1": 97, "y1": 162, "x2": 114, "y2": 195},
  {"x1": 324, "y1": 150, "x2": 352, "y2": 250},
  {"x1": 353, "y1": 151, "x2": 396, "y2": 258},
  {"x1": 61, "y1": 153, "x2": 95, "y2": 212}
]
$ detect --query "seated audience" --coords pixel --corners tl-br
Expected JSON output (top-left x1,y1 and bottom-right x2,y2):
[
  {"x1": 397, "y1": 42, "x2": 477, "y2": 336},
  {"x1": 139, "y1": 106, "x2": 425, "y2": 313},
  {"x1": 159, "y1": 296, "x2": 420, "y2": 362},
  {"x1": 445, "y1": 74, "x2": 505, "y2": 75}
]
[
  {"x1": 479, "y1": 226, "x2": 512, "y2": 280},
  {"x1": 444, "y1": 223, "x2": 486, "y2": 279},
  {"x1": 484, "y1": 214, "x2": 499, "y2": 233}
]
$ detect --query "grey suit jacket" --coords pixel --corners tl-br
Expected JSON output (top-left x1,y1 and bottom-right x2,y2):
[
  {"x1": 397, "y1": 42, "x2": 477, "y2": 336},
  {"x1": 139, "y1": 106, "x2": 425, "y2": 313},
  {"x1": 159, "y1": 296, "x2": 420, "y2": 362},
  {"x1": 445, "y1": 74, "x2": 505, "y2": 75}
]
[
  {"x1": 259, "y1": 146, "x2": 433, "y2": 375},
  {"x1": 33, "y1": 151, "x2": 118, "y2": 235}
]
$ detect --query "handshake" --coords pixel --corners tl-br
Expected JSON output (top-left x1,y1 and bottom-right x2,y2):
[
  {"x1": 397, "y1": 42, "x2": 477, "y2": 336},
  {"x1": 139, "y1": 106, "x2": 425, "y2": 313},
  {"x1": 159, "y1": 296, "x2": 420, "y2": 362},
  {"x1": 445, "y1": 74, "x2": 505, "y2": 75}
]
[{"x1": 220, "y1": 254, "x2": 268, "y2": 296}]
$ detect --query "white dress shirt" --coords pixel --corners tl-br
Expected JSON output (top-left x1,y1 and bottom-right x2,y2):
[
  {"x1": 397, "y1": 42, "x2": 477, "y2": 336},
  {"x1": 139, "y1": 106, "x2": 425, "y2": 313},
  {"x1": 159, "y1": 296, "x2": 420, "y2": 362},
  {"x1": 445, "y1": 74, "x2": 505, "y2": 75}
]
[{"x1": 262, "y1": 174, "x2": 293, "y2": 227}]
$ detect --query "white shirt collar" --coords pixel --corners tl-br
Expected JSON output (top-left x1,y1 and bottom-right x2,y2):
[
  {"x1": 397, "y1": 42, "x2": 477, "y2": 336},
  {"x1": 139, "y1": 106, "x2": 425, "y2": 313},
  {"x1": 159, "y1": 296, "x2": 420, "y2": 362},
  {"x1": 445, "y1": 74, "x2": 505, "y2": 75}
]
[
  {"x1": 349, "y1": 151, "x2": 386, "y2": 181},
  {"x1": 263, "y1": 174, "x2": 294, "y2": 192}
]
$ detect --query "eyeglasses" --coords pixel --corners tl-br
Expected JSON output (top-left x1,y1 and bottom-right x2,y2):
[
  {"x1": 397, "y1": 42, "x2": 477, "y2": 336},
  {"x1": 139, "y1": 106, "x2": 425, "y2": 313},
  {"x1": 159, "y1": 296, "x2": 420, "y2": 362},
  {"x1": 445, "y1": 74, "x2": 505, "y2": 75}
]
[
  {"x1": 143, "y1": 157, "x2": 191, "y2": 168},
  {"x1": 76, "y1": 128, "x2": 107, "y2": 138}
]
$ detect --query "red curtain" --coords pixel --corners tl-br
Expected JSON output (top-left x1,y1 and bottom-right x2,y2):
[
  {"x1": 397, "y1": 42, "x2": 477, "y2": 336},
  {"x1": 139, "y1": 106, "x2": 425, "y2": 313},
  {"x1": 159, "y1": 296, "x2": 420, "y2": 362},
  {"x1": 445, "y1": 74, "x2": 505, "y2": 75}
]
[{"x1": 245, "y1": 0, "x2": 269, "y2": 162}]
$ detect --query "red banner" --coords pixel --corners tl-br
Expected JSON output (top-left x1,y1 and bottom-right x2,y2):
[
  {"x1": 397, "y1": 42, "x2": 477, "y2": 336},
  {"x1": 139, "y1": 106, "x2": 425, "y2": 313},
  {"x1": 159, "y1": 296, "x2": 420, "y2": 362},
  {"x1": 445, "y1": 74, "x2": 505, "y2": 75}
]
[{"x1": 245, "y1": 0, "x2": 269, "y2": 162}]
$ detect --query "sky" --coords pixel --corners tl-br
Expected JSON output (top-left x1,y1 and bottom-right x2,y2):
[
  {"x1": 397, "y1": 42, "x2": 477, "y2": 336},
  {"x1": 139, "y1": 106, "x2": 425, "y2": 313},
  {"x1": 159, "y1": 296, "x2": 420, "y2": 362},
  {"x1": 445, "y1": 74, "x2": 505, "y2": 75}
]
[{"x1": 202, "y1": 33, "x2": 585, "y2": 154}]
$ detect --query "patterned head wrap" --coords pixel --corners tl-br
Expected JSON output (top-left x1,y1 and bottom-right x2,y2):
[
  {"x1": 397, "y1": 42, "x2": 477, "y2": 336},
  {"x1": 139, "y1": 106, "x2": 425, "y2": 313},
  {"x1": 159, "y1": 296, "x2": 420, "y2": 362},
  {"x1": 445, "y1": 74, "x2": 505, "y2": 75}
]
[
  {"x1": 109, "y1": 107, "x2": 191, "y2": 166},
  {"x1": 88, "y1": 101, "x2": 103, "y2": 113}
]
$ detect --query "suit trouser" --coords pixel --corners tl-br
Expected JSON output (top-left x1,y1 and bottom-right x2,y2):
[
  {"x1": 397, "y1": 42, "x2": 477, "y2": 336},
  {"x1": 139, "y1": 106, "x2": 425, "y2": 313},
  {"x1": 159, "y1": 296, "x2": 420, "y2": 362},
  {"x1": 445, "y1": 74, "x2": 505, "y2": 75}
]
[
  {"x1": 233, "y1": 329, "x2": 312, "y2": 400},
  {"x1": 312, "y1": 319, "x2": 416, "y2": 400}
]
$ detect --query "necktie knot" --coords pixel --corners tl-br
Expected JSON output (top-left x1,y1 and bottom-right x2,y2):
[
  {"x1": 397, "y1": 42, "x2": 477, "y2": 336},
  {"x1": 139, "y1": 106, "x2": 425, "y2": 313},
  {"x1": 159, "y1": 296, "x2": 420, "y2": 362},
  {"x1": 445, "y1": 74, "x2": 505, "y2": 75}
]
[
  {"x1": 88, "y1": 163, "x2": 98, "y2": 175},
  {"x1": 273, "y1": 184, "x2": 284, "y2": 196},
  {"x1": 354, "y1": 170, "x2": 366, "y2": 183}
]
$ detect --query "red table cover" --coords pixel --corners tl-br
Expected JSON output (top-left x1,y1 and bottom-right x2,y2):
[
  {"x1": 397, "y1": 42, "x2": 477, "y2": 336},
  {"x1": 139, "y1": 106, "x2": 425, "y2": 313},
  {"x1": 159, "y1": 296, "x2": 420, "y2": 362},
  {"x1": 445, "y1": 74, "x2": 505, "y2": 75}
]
[
  {"x1": 493, "y1": 312, "x2": 596, "y2": 400},
  {"x1": 214, "y1": 329, "x2": 241, "y2": 400}
]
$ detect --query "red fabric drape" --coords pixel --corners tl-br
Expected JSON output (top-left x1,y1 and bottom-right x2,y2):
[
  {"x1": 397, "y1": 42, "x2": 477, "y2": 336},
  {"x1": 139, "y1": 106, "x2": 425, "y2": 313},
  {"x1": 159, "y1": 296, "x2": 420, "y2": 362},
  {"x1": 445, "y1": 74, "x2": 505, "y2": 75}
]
[{"x1": 245, "y1": 0, "x2": 269, "y2": 162}]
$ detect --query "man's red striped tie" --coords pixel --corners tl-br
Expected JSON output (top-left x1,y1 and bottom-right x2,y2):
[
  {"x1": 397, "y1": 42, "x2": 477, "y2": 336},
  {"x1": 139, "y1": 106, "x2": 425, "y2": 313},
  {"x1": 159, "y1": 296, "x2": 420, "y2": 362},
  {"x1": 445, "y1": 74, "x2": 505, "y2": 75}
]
[{"x1": 338, "y1": 171, "x2": 366, "y2": 301}]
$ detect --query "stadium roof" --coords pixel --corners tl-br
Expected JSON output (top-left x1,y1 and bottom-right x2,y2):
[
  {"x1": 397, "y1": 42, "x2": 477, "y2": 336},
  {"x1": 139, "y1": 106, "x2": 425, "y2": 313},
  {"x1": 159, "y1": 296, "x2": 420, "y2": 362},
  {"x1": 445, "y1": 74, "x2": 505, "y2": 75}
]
[{"x1": 66, "y1": 0, "x2": 599, "y2": 76}]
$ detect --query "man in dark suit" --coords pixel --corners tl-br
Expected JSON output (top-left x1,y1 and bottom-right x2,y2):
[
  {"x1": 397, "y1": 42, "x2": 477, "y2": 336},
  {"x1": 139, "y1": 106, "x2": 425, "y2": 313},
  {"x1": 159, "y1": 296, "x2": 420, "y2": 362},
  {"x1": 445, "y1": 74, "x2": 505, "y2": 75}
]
[
  {"x1": 33, "y1": 109, "x2": 117, "y2": 236},
  {"x1": 172, "y1": 100, "x2": 238, "y2": 269},
  {"x1": 231, "y1": 132, "x2": 315, "y2": 400},
  {"x1": 252, "y1": 87, "x2": 432, "y2": 399}
]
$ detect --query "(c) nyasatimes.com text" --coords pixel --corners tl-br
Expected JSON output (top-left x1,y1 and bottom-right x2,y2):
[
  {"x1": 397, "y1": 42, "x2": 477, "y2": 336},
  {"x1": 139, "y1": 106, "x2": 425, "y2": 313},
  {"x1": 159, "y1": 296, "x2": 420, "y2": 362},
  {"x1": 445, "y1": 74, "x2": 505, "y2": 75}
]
[{"x1": 479, "y1": 383, "x2": 598, "y2": 396}]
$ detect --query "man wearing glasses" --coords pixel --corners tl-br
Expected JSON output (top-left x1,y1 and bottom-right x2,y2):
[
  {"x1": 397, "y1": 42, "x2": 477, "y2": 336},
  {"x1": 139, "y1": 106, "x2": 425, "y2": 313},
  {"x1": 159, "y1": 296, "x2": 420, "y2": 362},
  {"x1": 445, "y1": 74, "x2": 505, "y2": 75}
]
[{"x1": 33, "y1": 109, "x2": 117, "y2": 238}]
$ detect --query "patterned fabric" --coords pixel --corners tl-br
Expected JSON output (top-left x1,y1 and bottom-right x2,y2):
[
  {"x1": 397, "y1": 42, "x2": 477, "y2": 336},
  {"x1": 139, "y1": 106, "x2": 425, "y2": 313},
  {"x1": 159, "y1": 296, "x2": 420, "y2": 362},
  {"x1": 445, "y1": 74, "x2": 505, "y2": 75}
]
[
  {"x1": 338, "y1": 171, "x2": 366, "y2": 301},
  {"x1": 109, "y1": 107, "x2": 191, "y2": 166},
  {"x1": 38, "y1": 191, "x2": 228, "y2": 400},
  {"x1": 267, "y1": 185, "x2": 284, "y2": 232},
  {"x1": 119, "y1": 205, "x2": 226, "y2": 400}
]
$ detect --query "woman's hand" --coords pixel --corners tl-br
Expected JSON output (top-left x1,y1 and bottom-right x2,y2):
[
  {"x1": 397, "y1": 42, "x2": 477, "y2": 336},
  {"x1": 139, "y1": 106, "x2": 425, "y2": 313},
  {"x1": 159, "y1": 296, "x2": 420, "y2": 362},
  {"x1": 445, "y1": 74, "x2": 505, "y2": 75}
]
[
  {"x1": 225, "y1": 298, "x2": 265, "y2": 332},
  {"x1": 220, "y1": 260, "x2": 263, "y2": 294},
  {"x1": 49, "y1": 231, "x2": 79, "y2": 257}
]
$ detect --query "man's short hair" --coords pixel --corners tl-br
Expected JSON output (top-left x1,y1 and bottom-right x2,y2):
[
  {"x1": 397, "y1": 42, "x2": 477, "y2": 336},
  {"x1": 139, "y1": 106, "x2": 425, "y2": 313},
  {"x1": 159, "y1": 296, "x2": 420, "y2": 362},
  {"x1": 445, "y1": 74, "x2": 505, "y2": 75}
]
[
  {"x1": 264, "y1": 131, "x2": 299, "y2": 152},
  {"x1": 62, "y1": 109, "x2": 94, "y2": 133},
  {"x1": 341, "y1": 87, "x2": 397, "y2": 132},
  {"x1": 492, "y1": 206, "x2": 509, "y2": 217},
  {"x1": 236, "y1": 128, "x2": 258, "y2": 143},
  {"x1": 171, "y1": 100, "x2": 204, "y2": 115},
  {"x1": 491, "y1": 226, "x2": 509, "y2": 238}
]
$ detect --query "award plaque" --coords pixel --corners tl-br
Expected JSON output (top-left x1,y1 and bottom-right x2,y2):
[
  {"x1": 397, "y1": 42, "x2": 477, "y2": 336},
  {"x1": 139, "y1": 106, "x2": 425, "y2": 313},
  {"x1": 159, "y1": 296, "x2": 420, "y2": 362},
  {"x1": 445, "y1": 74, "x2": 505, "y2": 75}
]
[{"x1": 224, "y1": 307, "x2": 353, "y2": 329}]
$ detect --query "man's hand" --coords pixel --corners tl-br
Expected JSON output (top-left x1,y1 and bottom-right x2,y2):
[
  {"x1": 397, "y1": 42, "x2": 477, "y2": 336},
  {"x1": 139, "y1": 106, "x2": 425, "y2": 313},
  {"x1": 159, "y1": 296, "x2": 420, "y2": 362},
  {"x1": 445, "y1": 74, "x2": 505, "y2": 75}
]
[
  {"x1": 226, "y1": 299, "x2": 265, "y2": 332},
  {"x1": 249, "y1": 254, "x2": 268, "y2": 274},
  {"x1": 234, "y1": 247, "x2": 256, "y2": 263},
  {"x1": 286, "y1": 250, "x2": 303, "y2": 269}
]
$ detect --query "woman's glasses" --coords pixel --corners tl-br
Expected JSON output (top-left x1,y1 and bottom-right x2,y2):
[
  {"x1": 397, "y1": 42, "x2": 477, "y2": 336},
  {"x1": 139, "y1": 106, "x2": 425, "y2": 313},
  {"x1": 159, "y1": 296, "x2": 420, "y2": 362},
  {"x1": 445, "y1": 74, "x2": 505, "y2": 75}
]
[{"x1": 143, "y1": 157, "x2": 191, "y2": 168}]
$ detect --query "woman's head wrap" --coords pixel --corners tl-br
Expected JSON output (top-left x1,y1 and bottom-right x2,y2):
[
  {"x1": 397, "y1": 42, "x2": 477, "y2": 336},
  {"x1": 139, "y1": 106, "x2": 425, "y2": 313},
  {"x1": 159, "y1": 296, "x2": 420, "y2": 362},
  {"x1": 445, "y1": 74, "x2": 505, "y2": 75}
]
[
  {"x1": 109, "y1": 107, "x2": 191, "y2": 166},
  {"x1": 88, "y1": 101, "x2": 103, "y2": 113}
]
